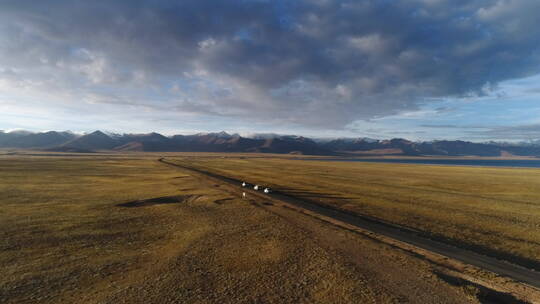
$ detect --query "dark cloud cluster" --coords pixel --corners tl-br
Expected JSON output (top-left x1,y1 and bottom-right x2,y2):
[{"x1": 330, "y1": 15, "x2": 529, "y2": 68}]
[{"x1": 1, "y1": 0, "x2": 540, "y2": 129}]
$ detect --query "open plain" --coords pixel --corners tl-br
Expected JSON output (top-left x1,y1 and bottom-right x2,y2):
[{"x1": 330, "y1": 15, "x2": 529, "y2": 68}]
[
  {"x1": 169, "y1": 156, "x2": 540, "y2": 270},
  {"x1": 0, "y1": 154, "x2": 538, "y2": 303}
]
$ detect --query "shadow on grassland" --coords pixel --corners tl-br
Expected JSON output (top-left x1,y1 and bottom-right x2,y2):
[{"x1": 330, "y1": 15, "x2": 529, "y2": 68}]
[
  {"x1": 117, "y1": 195, "x2": 194, "y2": 208},
  {"x1": 435, "y1": 271, "x2": 529, "y2": 304}
]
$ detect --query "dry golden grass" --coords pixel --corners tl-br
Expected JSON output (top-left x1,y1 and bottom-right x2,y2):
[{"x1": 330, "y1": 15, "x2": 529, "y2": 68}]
[
  {"x1": 2, "y1": 155, "x2": 514, "y2": 303},
  {"x1": 171, "y1": 156, "x2": 540, "y2": 267},
  {"x1": 0, "y1": 156, "x2": 448, "y2": 304}
]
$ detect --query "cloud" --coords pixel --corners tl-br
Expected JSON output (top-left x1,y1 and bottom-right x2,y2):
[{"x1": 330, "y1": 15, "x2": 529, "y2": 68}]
[
  {"x1": 0, "y1": 0, "x2": 540, "y2": 130},
  {"x1": 466, "y1": 124, "x2": 540, "y2": 141},
  {"x1": 420, "y1": 124, "x2": 487, "y2": 129}
]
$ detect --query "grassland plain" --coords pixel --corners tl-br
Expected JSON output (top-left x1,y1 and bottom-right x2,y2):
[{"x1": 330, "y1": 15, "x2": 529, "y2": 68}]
[
  {"x1": 170, "y1": 156, "x2": 540, "y2": 270},
  {"x1": 0, "y1": 156, "x2": 483, "y2": 303}
]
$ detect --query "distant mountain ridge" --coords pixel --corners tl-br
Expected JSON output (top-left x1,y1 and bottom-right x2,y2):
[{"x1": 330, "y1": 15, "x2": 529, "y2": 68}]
[
  {"x1": 0, "y1": 131, "x2": 76, "y2": 148},
  {"x1": 1, "y1": 130, "x2": 540, "y2": 156}
]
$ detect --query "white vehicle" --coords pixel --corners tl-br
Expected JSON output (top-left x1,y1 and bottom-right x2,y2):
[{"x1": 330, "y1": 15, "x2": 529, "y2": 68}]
[
  {"x1": 253, "y1": 185, "x2": 259, "y2": 190},
  {"x1": 264, "y1": 188, "x2": 271, "y2": 194},
  {"x1": 242, "y1": 182, "x2": 246, "y2": 187}
]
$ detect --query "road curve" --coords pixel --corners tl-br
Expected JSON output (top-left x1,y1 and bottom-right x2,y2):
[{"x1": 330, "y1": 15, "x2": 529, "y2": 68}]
[{"x1": 158, "y1": 158, "x2": 540, "y2": 289}]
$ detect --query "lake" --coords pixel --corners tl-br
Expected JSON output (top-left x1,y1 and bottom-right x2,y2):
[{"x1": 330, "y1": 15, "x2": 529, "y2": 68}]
[{"x1": 301, "y1": 158, "x2": 540, "y2": 168}]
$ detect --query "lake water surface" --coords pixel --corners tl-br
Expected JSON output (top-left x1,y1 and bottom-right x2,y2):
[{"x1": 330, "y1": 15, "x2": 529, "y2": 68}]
[{"x1": 301, "y1": 158, "x2": 540, "y2": 168}]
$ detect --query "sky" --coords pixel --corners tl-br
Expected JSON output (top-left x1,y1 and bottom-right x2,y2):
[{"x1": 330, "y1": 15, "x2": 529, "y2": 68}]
[{"x1": 1, "y1": 0, "x2": 540, "y2": 141}]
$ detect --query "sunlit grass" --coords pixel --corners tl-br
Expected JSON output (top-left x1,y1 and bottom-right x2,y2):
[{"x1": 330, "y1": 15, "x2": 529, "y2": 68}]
[
  {"x1": 0, "y1": 156, "x2": 384, "y2": 303},
  {"x1": 172, "y1": 156, "x2": 540, "y2": 266}
]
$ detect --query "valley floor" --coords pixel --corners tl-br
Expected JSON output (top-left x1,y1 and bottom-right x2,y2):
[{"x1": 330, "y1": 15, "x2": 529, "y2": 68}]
[
  {"x1": 171, "y1": 155, "x2": 540, "y2": 270},
  {"x1": 0, "y1": 155, "x2": 535, "y2": 303}
]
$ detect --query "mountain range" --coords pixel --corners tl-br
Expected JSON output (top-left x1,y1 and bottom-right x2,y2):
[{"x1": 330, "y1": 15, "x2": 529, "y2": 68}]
[{"x1": 1, "y1": 130, "x2": 540, "y2": 157}]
